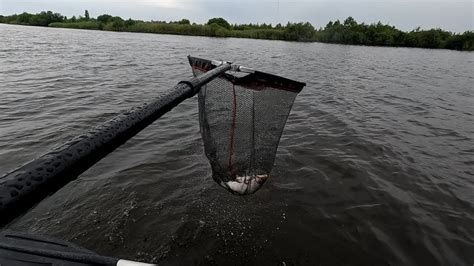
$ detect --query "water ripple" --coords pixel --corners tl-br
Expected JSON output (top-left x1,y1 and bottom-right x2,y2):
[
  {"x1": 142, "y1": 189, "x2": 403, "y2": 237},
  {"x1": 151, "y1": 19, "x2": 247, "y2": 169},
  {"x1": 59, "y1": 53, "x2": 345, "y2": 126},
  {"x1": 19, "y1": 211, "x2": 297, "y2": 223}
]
[{"x1": 1, "y1": 24, "x2": 473, "y2": 265}]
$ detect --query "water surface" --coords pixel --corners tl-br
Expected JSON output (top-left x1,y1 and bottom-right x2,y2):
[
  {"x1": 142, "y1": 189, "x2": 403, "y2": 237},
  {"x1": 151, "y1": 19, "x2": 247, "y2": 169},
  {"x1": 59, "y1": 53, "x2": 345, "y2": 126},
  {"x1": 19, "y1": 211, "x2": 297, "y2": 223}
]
[{"x1": 1, "y1": 24, "x2": 473, "y2": 265}]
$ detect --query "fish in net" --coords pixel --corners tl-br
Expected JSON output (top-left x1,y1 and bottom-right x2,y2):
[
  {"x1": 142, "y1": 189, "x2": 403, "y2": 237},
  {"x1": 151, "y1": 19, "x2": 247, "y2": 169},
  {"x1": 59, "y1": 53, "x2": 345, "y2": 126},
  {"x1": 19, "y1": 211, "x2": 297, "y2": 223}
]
[{"x1": 188, "y1": 56, "x2": 305, "y2": 195}]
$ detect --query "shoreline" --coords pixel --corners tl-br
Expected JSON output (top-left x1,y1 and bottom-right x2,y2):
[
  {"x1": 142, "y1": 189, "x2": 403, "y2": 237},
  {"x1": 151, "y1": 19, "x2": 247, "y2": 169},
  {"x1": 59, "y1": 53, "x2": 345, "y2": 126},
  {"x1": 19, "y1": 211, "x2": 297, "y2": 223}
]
[
  {"x1": 1, "y1": 12, "x2": 473, "y2": 51},
  {"x1": 2, "y1": 23, "x2": 473, "y2": 53}
]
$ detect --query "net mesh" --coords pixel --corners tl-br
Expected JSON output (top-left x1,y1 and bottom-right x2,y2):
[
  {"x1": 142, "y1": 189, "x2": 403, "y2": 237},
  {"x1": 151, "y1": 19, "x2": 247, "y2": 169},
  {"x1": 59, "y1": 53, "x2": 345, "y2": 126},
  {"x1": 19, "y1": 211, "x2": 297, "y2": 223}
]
[{"x1": 189, "y1": 57, "x2": 304, "y2": 195}]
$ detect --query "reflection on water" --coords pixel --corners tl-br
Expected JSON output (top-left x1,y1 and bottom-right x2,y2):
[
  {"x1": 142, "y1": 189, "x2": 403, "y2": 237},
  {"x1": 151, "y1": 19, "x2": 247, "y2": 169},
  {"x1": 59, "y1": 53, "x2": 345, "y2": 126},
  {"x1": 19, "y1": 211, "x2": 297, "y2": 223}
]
[{"x1": 1, "y1": 24, "x2": 473, "y2": 265}]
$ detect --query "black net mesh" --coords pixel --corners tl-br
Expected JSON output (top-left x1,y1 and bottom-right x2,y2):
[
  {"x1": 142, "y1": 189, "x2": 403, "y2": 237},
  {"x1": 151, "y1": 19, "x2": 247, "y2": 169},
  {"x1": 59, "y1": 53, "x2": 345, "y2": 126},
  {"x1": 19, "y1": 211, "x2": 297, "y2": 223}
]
[{"x1": 189, "y1": 56, "x2": 305, "y2": 195}]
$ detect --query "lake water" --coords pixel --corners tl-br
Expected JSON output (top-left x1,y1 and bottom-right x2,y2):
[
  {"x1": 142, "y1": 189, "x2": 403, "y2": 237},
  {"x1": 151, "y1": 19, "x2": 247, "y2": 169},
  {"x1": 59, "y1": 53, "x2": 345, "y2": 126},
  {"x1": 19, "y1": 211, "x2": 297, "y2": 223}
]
[{"x1": 1, "y1": 24, "x2": 473, "y2": 265}]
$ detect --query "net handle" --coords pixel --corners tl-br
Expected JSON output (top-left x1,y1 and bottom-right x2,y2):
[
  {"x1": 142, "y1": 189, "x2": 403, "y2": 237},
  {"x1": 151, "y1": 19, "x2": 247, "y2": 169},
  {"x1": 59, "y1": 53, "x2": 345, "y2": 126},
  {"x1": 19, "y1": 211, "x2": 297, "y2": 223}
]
[{"x1": 0, "y1": 61, "x2": 231, "y2": 227}]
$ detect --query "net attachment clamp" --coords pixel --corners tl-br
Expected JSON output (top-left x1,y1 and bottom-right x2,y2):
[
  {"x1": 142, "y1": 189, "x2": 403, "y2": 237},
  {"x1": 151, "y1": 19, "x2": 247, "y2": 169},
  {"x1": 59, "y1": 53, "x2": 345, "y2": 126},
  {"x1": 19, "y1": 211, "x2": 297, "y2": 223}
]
[{"x1": 211, "y1": 60, "x2": 255, "y2": 74}]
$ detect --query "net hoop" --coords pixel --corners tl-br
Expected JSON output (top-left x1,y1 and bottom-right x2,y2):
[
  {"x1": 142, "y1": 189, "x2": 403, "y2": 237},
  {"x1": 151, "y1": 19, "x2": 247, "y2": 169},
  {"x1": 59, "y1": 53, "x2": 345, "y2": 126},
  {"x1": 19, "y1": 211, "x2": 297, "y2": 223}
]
[{"x1": 189, "y1": 56, "x2": 305, "y2": 195}]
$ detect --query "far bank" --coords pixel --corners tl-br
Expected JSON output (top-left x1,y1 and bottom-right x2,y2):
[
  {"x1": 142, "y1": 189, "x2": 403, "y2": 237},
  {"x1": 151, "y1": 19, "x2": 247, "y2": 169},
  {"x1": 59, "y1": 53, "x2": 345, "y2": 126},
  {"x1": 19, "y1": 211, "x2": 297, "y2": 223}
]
[{"x1": 1, "y1": 11, "x2": 473, "y2": 51}]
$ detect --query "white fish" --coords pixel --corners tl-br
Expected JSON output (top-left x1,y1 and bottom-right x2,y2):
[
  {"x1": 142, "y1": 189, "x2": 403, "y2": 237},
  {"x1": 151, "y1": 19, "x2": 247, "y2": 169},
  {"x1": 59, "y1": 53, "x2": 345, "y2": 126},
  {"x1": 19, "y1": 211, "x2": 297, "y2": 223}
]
[{"x1": 219, "y1": 174, "x2": 269, "y2": 195}]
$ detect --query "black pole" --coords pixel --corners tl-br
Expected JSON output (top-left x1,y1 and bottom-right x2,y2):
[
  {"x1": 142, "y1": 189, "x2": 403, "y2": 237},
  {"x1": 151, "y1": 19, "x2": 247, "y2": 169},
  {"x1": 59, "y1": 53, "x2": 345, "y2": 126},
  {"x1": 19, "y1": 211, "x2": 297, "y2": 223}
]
[{"x1": 0, "y1": 60, "x2": 231, "y2": 227}]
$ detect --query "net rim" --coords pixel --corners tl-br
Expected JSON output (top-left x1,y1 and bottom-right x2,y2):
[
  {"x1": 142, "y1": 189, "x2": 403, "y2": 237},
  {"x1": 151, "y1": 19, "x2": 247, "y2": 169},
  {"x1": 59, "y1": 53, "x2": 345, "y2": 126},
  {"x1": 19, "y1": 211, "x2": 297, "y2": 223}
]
[{"x1": 188, "y1": 56, "x2": 305, "y2": 93}]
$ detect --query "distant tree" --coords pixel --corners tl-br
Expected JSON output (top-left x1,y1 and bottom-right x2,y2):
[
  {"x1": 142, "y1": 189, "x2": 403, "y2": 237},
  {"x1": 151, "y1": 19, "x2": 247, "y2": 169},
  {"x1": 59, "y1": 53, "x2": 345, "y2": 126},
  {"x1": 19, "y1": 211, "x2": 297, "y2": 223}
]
[
  {"x1": 207, "y1": 17, "x2": 231, "y2": 29},
  {"x1": 125, "y1": 18, "x2": 135, "y2": 27},
  {"x1": 17, "y1": 12, "x2": 32, "y2": 24},
  {"x1": 418, "y1": 29, "x2": 441, "y2": 48},
  {"x1": 285, "y1": 22, "x2": 315, "y2": 41},
  {"x1": 14, "y1": 11, "x2": 64, "y2": 26},
  {"x1": 343, "y1": 16, "x2": 357, "y2": 27},
  {"x1": 178, "y1": 18, "x2": 190, "y2": 24},
  {"x1": 325, "y1": 21, "x2": 333, "y2": 29},
  {"x1": 84, "y1": 10, "x2": 90, "y2": 20},
  {"x1": 97, "y1": 14, "x2": 112, "y2": 24},
  {"x1": 109, "y1": 16, "x2": 125, "y2": 30}
]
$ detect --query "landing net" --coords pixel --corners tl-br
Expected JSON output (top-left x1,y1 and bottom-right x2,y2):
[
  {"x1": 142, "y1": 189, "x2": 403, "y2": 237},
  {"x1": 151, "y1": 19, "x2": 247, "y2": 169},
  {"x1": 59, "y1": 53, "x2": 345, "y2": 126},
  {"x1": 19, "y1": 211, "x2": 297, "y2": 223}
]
[{"x1": 188, "y1": 56, "x2": 305, "y2": 195}]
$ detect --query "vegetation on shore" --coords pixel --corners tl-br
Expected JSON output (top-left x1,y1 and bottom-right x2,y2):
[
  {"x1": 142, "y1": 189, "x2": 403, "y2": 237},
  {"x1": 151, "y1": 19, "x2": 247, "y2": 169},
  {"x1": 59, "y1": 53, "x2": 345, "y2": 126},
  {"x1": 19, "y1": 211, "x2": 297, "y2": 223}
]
[{"x1": 1, "y1": 10, "x2": 473, "y2": 51}]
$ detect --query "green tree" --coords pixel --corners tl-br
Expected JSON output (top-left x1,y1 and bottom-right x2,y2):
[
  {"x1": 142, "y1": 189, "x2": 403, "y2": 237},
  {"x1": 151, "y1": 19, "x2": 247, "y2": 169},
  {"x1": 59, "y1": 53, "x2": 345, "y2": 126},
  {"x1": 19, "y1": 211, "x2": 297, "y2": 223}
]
[
  {"x1": 418, "y1": 29, "x2": 441, "y2": 48},
  {"x1": 125, "y1": 18, "x2": 135, "y2": 27},
  {"x1": 17, "y1": 12, "x2": 33, "y2": 24},
  {"x1": 285, "y1": 22, "x2": 315, "y2": 41},
  {"x1": 178, "y1": 18, "x2": 190, "y2": 24},
  {"x1": 97, "y1": 14, "x2": 112, "y2": 24},
  {"x1": 343, "y1": 16, "x2": 357, "y2": 27},
  {"x1": 105, "y1": 16, "x2": 125, "y2": 31},
  {"x1": 84, "y1": 10, "x2": 90, "y2": 20},
  {"x1": 325, "y1": 21, "x2": 333, "y2": 29},
  {"x1": 207, "y1": 17, "x2": 231, "y2": 29}
]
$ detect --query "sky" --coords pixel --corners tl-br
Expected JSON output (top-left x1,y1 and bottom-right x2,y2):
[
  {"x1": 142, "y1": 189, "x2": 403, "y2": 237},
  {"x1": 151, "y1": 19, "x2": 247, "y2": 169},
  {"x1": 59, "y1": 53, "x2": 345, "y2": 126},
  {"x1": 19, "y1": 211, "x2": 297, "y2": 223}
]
[{"x1": 1, "y1": 0, "x2": 473, "y2": 32}]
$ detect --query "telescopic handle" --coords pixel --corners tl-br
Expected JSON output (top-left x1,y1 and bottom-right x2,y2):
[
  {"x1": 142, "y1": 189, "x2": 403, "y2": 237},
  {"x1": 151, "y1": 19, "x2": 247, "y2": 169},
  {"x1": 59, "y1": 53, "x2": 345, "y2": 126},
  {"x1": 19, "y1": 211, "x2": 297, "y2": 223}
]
[
  {"x1": 0, "y1": 61, "x2": 231, "y2": 227},
  {"x1": 0, "y1": 229, "x2": 156, "y2": 265}
]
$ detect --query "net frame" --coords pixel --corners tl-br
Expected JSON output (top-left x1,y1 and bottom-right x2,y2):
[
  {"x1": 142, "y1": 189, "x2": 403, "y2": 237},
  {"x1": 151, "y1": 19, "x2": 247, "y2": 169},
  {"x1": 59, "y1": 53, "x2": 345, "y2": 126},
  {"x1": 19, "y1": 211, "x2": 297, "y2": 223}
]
[{"x1": 189, "y1": 56, "x2": 305, "y2": 195}]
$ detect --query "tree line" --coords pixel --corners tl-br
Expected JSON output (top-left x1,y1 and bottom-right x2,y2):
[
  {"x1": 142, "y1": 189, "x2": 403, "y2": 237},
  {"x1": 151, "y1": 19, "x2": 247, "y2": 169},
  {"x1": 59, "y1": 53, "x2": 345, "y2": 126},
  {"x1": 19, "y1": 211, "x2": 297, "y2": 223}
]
[{"x1": 0, "y1": 10, "x2": 472, "y2": 51}]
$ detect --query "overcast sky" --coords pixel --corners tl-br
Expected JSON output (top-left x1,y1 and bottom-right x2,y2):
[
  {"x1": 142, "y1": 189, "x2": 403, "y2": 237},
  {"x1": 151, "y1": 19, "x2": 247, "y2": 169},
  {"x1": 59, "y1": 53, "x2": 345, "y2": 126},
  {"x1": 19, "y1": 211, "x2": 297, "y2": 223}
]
[{"x1": 1, "y1": 0, "x2": 473, "y2": 32}]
